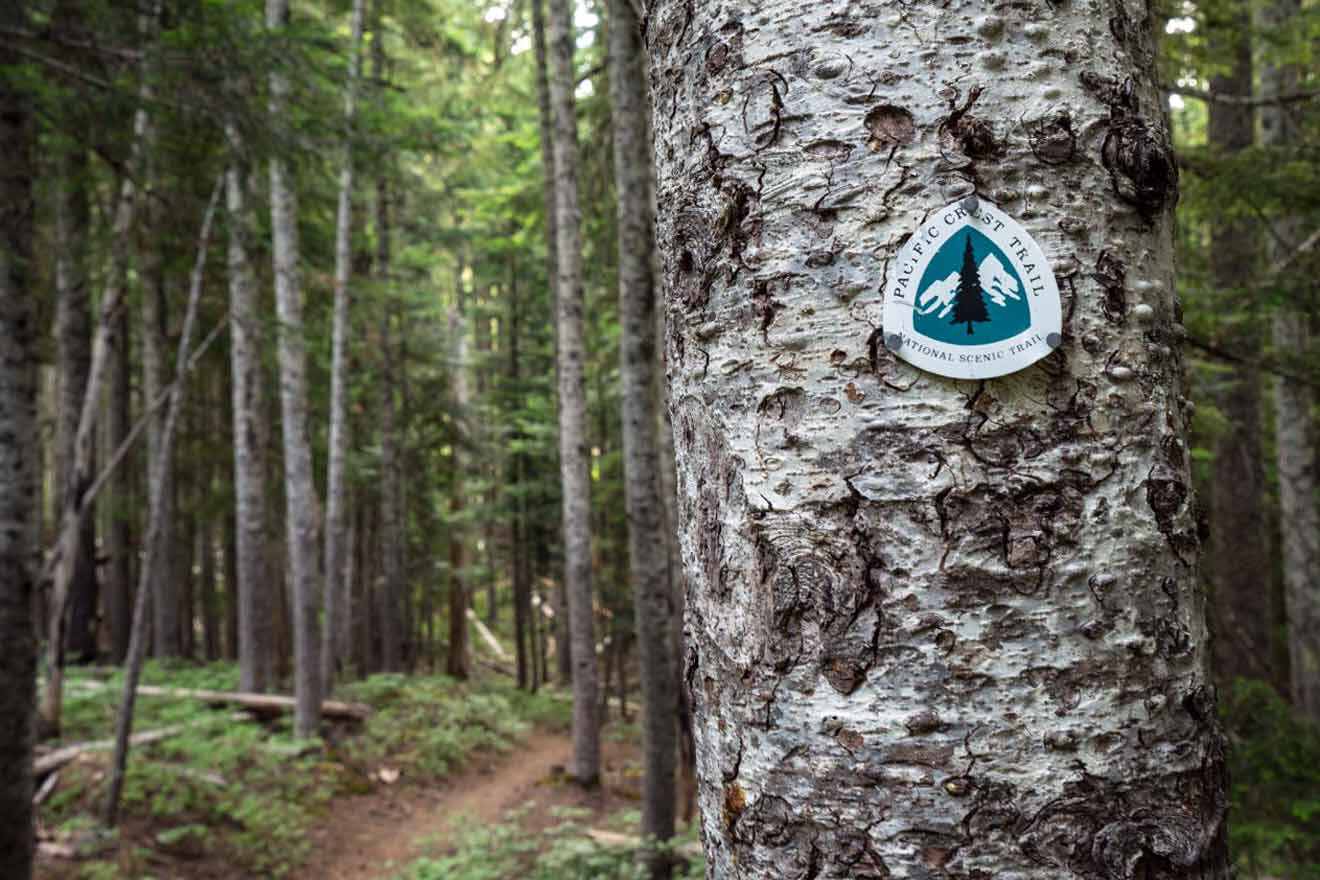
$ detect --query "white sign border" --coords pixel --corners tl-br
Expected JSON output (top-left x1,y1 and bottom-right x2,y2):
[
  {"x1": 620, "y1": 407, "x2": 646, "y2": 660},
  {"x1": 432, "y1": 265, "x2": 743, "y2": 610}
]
[{"x1": 881, "y1": 198, "x2": 1062, "y2": 381}]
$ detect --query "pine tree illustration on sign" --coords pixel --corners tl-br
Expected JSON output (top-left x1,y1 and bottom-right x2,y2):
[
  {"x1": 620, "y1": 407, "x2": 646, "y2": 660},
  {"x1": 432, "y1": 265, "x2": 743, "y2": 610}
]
[{"x1": 949, "y1": 234, "x2": 990, "y2": 335}]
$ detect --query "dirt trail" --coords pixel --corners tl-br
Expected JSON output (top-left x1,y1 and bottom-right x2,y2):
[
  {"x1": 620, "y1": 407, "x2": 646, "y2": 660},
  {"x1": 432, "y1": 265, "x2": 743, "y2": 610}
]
[{"x1": 295, "y1": 728, "x2": 611, "y2": 880}]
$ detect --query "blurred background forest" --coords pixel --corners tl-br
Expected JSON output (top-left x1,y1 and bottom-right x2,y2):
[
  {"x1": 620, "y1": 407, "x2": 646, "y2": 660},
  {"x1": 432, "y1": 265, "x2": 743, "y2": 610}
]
[{"x1": 2, "y1": 0, "x2": 1318, "y2": 877}]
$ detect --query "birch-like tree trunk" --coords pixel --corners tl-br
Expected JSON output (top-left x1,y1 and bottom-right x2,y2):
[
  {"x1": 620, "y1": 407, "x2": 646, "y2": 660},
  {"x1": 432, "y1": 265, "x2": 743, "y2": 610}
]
[
  {"x1": 226, "y1": 127, "x2": 273, "y2": 694},
  {"x1": 548, "y1": 0, "x2": 599, "y2": 786},
  {"x1": 267, "y1": 0, "x2": 323, "y2": 736},
  {"x1": 1260, "y1": 0, "x2": 1319, "y2": 719},
  {"x1": 610, "y1": 0, "x2": 676, "y2": 867},
  {"x1": 1204, "y1": 12, "x2": 1273, "y2": 689},
  {"x1": 647, "y1": 2, "x2": 1230, "y2": 876},
  {"x1": 324, "y1": 0, "x2": 367, "y2": 692},
  {"x1": 0, "y1": 6, "x2": 37, "y2": 869}
]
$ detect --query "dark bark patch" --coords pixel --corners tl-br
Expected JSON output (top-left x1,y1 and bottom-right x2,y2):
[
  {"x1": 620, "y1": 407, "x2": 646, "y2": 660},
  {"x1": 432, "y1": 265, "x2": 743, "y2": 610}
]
[
  {"x1": 1028, "y1": 111, "x2": 1077, "y2": 165},
  {"x1": 939, "y1": 85, "x2": 1000, "y2": 160},
  {"x1": 1101, "y1": 117, "x2": 1178, "y2": 219},
  {"x1": 1094, "y1": 250, "x2": 1128, "y2": 324},
  {"x1": 864, "y1": 104, "x2": 915, "y2": 152}
]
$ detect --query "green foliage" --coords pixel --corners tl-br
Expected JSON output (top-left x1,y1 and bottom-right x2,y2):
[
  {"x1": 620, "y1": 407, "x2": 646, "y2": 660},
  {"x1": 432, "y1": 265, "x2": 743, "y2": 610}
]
[
  {"x1": 399, "y1": 808, "x2": 705, "y2": 880},
  {"x1": 1223, "y1": 679, "x2": 1320, "y2": 878}
]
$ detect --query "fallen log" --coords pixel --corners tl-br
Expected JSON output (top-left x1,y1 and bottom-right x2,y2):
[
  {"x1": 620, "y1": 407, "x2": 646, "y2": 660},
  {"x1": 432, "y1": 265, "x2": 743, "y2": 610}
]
[{"x1": 66, "y1": 680, "x2": 371, "y2": 721}]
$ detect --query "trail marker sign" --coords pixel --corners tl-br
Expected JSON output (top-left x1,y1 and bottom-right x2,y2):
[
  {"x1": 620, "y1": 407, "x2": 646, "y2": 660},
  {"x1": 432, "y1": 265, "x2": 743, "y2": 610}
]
[{"x1": 881, "y1": 198, "x2": 1062, "y2": 380}]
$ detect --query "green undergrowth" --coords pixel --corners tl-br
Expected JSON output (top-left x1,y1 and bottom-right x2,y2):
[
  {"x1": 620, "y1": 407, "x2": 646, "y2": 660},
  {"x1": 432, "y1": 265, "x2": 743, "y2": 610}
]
[
  {"x1": 398, "y1": 806, "x2": 705, "y2": 880},
  {"x1": 43, "y1": 662, "x2": 569, "y2": 879},
  {"x1": 1223, "y1": 678, "x2": 1320, "y2": 879}
]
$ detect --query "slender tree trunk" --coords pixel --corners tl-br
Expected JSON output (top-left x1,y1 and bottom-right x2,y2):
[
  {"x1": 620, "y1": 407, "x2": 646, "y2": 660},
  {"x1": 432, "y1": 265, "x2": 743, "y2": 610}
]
[
  {"x1": 53, "y1": 101, "x2": 99, "y2": 664},
  {"x1": 375, "y1": 181, "x2": 405, "y2": 673},
  {"x1": 106, "y1": 181, "x2": 221, "y2": 826},
  {"x1": 200, "y1": 516, "x2": 219, "y2": 662},
  {"x1": 226, "y1": 128, "x2": 273, "y2": 693},
  {"x1": 105, "y1": 300, "x2": 132, "y2": 664},
  {"x1": 141, "y1": 170, "x2": 178, "y2": 659},
  {"x1": 446, "y1": 279, "x2": 471, "y2": 679},
  {"x1": 0, "y1": 7, "x2": 38, "y2": 869},
  {"x1": 1260, "y1": 0, "x2": 1319, "y2": 719},
  {"x1": 1204, "y1": 11, "x2": 1273, "y2": 690},
  {"x1": 267, "y1": 0, "x2": 322, "y2": 736},
  {"x1": 226, "y1": 154, "x2": 272, "y2": 682},
  {"x1": 610, "y1": 0, "x2": 676, "y2": 868},
  {"x1": 223, "y1": 513, "x2": 238, "y2": 660},
  {"x1": 531, "y1": 0, "x2": 572, "y2": 687},
  {"x1": 324, "y1": 0, "x2": 366, "y2": 693},
  {"x1": 509, "y1": 264, "x2": 533, "y2": 690},
  {"x1": 548, "y1": 0, "x2": 599, "y2": 787},
  {"x1": 647, "y1": 2, "x2": 1230, "y2": 876}
]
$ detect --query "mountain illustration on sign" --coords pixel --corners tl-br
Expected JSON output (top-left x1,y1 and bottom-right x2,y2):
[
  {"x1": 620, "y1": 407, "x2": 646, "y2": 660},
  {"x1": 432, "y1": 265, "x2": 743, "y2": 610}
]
[{"x1": 913, "y1": 226, "x2": 1031, "y2": 346}]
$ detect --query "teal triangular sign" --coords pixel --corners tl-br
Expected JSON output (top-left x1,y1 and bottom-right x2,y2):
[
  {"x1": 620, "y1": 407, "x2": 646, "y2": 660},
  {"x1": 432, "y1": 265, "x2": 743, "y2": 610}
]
[{"x1": 912, "y1": 228, "x2": 1031, "y2": 346}]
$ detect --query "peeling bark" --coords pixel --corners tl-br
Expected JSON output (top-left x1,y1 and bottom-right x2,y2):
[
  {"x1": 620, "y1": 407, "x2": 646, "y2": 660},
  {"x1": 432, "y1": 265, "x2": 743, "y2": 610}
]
[{"x1": 647, "y1": 1, "x2": 1229, "y2": 876}]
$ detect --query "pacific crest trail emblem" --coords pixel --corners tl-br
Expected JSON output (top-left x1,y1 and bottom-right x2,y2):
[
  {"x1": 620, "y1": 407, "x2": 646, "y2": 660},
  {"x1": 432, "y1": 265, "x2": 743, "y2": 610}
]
[{"x1": 881, "y1": 198, "x2": 1063, "y2": 380}]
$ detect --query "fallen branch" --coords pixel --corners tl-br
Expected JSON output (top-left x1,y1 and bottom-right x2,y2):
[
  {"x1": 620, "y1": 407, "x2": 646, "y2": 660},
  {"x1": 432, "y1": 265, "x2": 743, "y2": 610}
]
[
  {"x1": 34, "y1": 724, "x2": 189, "y2": 778},
  {"x1": 32, "y1": 772, "x2": 59, "y2": 807},
  {"x1": 466, "y1": 607, "x2": 510, "y2": 661}
]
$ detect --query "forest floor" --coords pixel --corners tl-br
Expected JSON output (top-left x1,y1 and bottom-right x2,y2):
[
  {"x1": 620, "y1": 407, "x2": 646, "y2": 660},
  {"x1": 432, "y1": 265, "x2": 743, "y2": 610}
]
[{"x1": 296, "y1": 728, "x2": 644, "y2": 880}]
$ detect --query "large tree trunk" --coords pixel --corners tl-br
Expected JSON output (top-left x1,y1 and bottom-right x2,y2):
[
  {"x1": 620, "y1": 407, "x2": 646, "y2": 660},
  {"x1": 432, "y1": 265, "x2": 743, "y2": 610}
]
[
  {"x1": 324, "y1": 0, "x2": 366, "y2": 693},
  {"x1": 1203, "y1": 10, "x2": 1274, "y2": 690},
  {"x1": 1260, "y1": 0, "x2": 1319, "y2": 719},
  {"x1": 226, "y1": 128, "x2": 273, "y2": 694},
  {"x1": 647, "y1": 2, "x2": 1230, "y2": 876},
  {"x1": 0, "y1": 6, "x2": 37, "y2": 870},
  {"x1": 267, "y1": 0, "x2": 322, "y2": 737},
  {"x1": 547, "y1": 0, "x2": 599, "y2": 786},
  {"x1": 530, "y1": 0, "x2": 572, "y2": 687},
  {"x1": 610, "y1": 0, "x2": 676, "y2": 869}
]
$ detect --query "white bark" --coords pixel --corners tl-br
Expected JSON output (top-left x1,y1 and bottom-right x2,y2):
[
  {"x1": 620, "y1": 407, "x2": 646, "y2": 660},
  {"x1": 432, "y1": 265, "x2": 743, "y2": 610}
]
[
  {"x1": 547, "y1": 0, "x2": 599, "y2": 786},
  {"x1": 1260, "y1": 0, "x2": 1319, "y2": 719},
  {"x1": 647, "y1": 1, "x2": 1228, "y2": 876},
  {"x1": 225, "y1": 124, "x2": 273, "y2": 694},
  {"x1": 267, "y1": 0, "x2": 322, "y2": 737},
  {"x1": 324, "y1": 0, "x2": 367, "y2": 692}
]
